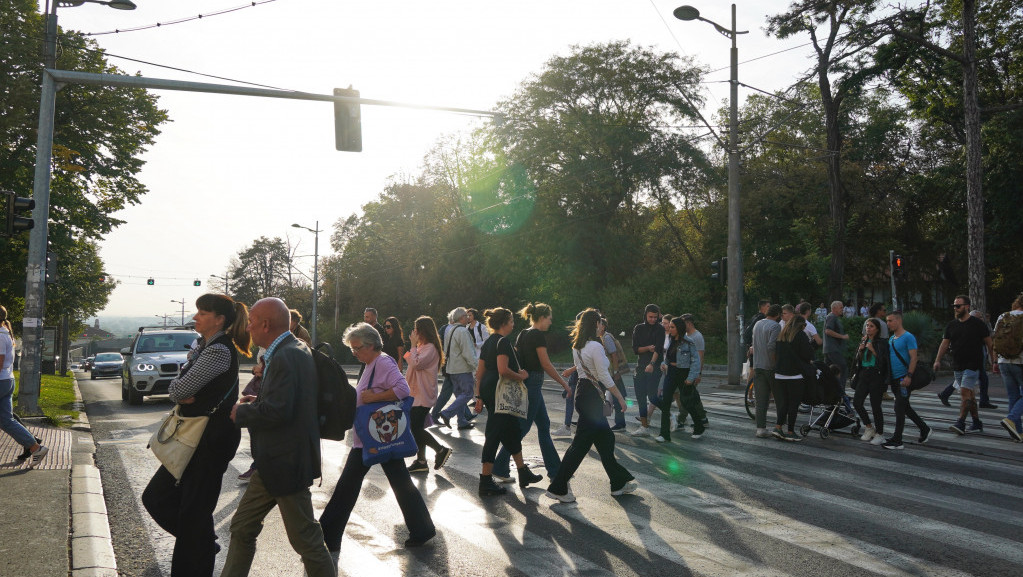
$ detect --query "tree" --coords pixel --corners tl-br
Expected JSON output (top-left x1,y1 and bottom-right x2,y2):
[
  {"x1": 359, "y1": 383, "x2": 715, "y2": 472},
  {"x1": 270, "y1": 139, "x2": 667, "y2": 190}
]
[
  {"x1": 228, "y1": 237, "x2": 293, "y2": 307},
  {"x1": 768, "y1": 0, "x2": 892, "y2": 301},
  {"x1": 880, "y1": 0, "x2": 1023, "y2": 312},
  {"x1": 495, "y1": 41, "x2": 711, "y2": 298},
  {"x1": 0, "y1": 0, "x2": 168, "y2": 324}
]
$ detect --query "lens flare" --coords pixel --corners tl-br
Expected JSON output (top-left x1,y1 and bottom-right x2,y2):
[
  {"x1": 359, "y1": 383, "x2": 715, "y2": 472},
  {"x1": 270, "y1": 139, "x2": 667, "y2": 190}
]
[{"x1": 462, "y1": 163, "x2": 535, "y2": 235}]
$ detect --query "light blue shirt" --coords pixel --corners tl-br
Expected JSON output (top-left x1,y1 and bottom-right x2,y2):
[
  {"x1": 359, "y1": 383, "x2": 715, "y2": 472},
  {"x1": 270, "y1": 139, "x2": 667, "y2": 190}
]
[
  {"x1": 262, "y1": 331, "x2": 293, "y2": 368},
  {"x1": 889, "y1": 331, "x2": 918, "y2": 379}
]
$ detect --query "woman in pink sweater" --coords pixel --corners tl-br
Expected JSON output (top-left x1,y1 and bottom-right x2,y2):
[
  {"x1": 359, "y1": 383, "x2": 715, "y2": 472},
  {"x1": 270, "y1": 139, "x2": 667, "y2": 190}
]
[{"x1": 405, "y1": 316, "x2": 452, "y2": 473}]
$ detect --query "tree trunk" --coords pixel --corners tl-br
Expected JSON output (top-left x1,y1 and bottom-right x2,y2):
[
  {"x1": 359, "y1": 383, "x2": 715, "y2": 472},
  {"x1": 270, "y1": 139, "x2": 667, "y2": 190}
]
[
  {"x1": 961, "y1": 0, "x2": 986, "y2": 314},
  {"x1": 820, "y1": 83, "x2": 847, "y2": 302}
]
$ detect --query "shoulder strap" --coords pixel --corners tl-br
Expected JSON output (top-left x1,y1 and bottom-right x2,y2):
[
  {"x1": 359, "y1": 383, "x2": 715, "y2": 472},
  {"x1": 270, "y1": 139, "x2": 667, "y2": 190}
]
[
  {"x1": 574, "y1": 344, "x2": 605, "y2": 392},
  {"x1": 444, "y1": 326, "x2": 457, "y2": 362},
  {"x1": 889, "y1": 336, "x2": 909, "y2": 367}
]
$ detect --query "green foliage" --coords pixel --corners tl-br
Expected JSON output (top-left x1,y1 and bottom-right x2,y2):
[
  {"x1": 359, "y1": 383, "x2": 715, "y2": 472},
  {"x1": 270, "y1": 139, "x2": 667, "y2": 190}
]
[{"x1": 0, "y1": 0, "x2": 168, "y2": 327}]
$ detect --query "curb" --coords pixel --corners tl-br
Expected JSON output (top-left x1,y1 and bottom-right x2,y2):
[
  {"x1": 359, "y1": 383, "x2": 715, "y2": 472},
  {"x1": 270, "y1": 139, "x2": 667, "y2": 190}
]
[{"x1": 70, "y1": 377, "x2": 119, "y2": 577}]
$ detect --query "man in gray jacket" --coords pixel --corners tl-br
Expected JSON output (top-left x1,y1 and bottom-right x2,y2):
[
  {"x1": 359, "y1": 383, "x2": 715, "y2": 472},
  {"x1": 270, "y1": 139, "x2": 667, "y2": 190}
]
[
  {"x1": 436, "y1": 307, "x2": 478, "y2": 429},
  {"x1": 221, "y1": 298, "x2": 335, "y2": 577},
  {"x1": 751, "y1": 305, "x2": 782, "y2": 438}
]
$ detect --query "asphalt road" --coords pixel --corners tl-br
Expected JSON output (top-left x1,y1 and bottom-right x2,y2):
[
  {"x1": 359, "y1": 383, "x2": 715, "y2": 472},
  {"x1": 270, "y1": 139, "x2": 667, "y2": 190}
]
[{"x1": 77, "y1": 368, "x2": 1023, "y2": 577}]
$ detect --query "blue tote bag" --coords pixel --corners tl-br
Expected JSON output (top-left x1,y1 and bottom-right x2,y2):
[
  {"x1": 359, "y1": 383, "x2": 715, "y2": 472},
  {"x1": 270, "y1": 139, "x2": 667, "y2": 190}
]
[{"x1": 353, "y1": 365, "x2": 418, "y2": 466}]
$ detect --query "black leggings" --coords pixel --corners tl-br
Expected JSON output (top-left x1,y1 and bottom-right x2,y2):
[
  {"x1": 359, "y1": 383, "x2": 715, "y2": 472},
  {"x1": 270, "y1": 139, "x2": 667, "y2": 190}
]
[
  {"x1": 853, "y1": 367, "x2": 885, "y2": 433},
  {"x1": 410, "y1": 406, "x2": 443, "y2": 461},
  {"x1": 772, "y1": 376, "x2": 805, "y2": 430},
  {"x1": 480, "y1": 372, "x2": 523, "y2": 463}
]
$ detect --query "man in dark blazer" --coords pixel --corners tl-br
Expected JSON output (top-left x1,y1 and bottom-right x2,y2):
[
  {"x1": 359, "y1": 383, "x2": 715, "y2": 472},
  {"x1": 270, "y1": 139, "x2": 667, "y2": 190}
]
[{"x1": 221, "y1": 297, "x2": 336, "y2": 577}]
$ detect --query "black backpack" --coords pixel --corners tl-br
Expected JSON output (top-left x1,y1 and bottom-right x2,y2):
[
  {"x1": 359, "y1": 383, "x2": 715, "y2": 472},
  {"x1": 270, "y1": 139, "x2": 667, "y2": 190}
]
[{"x1": 312, "y1": 343, "x2": 356, "y2": 441}]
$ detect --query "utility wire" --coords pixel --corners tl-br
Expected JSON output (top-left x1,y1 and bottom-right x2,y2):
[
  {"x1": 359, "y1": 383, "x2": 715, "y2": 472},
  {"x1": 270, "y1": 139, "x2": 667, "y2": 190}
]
[{"x1": 82, "y1": 0, "x2": 283, "y2": 36}]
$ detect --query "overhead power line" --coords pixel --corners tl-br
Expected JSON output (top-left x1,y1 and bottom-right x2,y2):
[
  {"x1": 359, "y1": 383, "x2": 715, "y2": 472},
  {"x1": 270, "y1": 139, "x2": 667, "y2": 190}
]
[{"x1": 82, "y1": 0, "x2": 283, "y2": 36}]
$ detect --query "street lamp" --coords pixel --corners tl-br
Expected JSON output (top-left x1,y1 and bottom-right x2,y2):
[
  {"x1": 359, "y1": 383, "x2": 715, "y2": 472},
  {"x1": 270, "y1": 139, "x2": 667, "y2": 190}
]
[
  {"x1": 291, "y1": 222, "x2": 320, "y2": 345},
  {"x1": 17, "y1": 0, "x2": 136, "y2": 415},
  {"x1": 675, "y1": 4, "x2": 747, "y2": 387},
  {"x1": 170, "y1": 299, "x2": 187, "y2": 327},
  {"x1": 211, "y1": 273, "x2": 230, "y2": 296}
]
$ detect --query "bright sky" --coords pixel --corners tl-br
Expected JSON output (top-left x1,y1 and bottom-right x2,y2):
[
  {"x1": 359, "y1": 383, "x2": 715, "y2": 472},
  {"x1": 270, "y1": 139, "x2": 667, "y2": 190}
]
[{"x1": 44, "y1": 0, "x2": 811, "y2": 318}]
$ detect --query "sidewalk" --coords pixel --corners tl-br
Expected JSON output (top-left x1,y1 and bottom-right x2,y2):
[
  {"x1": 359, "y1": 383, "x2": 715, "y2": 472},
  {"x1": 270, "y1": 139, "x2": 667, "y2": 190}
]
[{"x1": 0, "y1": 377, "x2": 117, "y2": 577}]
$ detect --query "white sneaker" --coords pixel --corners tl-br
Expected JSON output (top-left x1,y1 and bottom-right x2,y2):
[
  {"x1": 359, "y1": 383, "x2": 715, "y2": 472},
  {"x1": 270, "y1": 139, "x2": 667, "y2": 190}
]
[
  {"x1": 670, "y1": 414, "x2": 678, "y2": 431},
  {"x1": 551, "y1": 426, "x2": 572, "y2": 437},
  {"x1": 29, "y1": 445, "x2": 48, "y2": 468},
  {"x1": 630, "y1": 427, "x2": 651, "y2": 437},
  {"x1": 860, "y1": 425, "x2": 875, "y2": 442},
  {"x1": 755, "y1": 428, "x2": 771, "y2": 438},
  {"x1": 870, "y1": 433, "x2": 886, "y2": 446},
  {"x1": 545, "y1": 483, "x2": 576, "y2": 503},
  {"x1": 492, "y1": 474, "x2": 515, "y2": 484},
  {"x1": 654, "y1": 435, "x2": 667, "y2": 443},
  {"x1": 611, "y1": 480, "x2": 639, "y2": 496}
]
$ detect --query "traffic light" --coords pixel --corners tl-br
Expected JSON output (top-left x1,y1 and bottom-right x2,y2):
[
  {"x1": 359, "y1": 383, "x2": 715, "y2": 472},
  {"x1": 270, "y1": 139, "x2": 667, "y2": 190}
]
[
  {"x1": 147, "y1": 278, "x2": 155, "y2": 286},
  {"x1": 2, "y1": 189, "x2": 35, "y2": 236},
  {"x1": 193, "y1": 279, "x2": 201, "y2": 286},
  {"x1": 333, "y1": 87, "x2": 362, "y2": 152},
  {"x1": 44, "y1": 251, "x2": 57, "y2": 284},
  {"x1": 894, "y1": 254, "x2": 904, "y2": 279},
  {"x1": 710, "y1": 257, "x2": 727, "y2": 285},
  {"x1": 97, "y1": 273, "x2": 107, "y2": 282}
]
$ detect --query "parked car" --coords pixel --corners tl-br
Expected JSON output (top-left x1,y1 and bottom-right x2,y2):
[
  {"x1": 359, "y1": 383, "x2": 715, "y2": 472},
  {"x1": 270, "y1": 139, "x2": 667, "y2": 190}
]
[
  {"x1": 81, "y1": 356, "x2": 95, "y2": 371},
  {"x1": 120, "y1": 326, "x2": 198, "y2": 405},
  {"x1": 90, "y1": 352, "x2": 124, "y2": 380}
]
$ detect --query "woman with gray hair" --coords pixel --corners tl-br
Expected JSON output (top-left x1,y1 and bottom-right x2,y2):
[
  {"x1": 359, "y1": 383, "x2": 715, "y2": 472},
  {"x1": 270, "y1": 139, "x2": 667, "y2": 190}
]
[{"x1": 319, "y1": 322, "x2": 436, "y2": 549}]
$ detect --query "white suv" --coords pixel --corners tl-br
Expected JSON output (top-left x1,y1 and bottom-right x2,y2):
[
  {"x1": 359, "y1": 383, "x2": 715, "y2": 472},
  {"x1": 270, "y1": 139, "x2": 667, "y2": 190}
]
[{"x1": 120, "y1": 327, "x2": 197, "y2": 405}]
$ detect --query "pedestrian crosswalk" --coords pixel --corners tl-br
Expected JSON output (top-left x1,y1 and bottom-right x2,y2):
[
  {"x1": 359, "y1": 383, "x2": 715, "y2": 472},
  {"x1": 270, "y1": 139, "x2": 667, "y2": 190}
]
[{"x1": 116, "y1": 386, "x2": 1023, "y2": 576}]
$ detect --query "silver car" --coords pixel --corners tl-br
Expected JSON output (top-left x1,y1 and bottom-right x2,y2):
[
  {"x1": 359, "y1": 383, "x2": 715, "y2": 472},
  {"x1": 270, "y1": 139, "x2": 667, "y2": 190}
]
[{"x1": 120, "y1": 327, "x2": 197, "y2": 405}]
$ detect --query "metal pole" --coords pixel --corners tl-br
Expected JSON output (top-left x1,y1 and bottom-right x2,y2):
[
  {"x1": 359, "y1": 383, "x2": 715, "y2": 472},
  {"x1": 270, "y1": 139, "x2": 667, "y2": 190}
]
[
  {"x1": 16, "y1": 66, "x2": 58, "y2": 415},
  {"x1": 726, "y1": 3, "x2": 743, "y2": 387},
  {"x1": 889, "y1": 250, "x2": 898, "y2": 312},
  {"x1": 311, "y1": 221, "x2": 319, "y2": 345}
]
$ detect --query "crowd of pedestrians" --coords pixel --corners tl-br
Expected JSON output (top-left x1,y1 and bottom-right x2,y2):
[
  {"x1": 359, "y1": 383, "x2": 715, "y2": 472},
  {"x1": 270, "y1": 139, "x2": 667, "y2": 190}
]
[
  {"x1": 749, "y1": 293, "x2": 1023, "y2": 450},
  {"x1": 110, "y1": 290, "x2": 1023, "y2": 577}
]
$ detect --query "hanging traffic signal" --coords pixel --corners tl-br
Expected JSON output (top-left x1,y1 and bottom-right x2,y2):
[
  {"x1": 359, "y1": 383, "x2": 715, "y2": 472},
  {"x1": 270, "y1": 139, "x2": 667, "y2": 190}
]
[
  {"x1": 710, "y1": 257, "x2": 727, "y2": 285},
  {"x1": 193, "y1": 279, "x2": 201, "y2": 286},
  {"x1": 44, "y1": 251, "x2": 58, "y2": 284},
  {"x1": 2, "y1": 189, "x2": 35, "y2": 236},
  {"x1": 147, "y1": 278, "x2": 155, "y2": 286},
  {"x1": 333, "y1": 87, "x2": 362, "y2": 152}
]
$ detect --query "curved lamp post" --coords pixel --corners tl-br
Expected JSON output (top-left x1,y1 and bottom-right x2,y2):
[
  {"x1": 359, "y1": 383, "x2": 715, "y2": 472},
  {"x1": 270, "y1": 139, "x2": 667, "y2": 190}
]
[
  {"x1": 675, "y1": 4, "x2": 747, "y2": 387},
  {"x1": 291, "y1": 222, "x2": 320, "y2": 345}
]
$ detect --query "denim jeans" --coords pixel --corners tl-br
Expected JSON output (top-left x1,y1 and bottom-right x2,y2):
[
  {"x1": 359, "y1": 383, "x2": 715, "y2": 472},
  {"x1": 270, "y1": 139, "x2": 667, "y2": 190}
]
[
  {"x1": 0, "y1": 378, "x2": 36, "y2": 448},
  {"x1": 610, "y1": 374, "x2": 627, "y2": 428},
  {"x1": 940, "y1": 368, "x2": 991, "y2": 404},
  {"x1": 1001, "y1": 363, "x2": 1023, "y2": 432},
  {"x1": 493, "y1": 371, "x2": 561, "y2": 479},
  {"x1": 562, "y1": 371, "x2": 578, "y2": 427},
  {"x1": 439, "y1": 372, "x2": 474, "y2": 425},
  {"x1": 633, "y1": 365, "x2": 659, "y2": 419}
]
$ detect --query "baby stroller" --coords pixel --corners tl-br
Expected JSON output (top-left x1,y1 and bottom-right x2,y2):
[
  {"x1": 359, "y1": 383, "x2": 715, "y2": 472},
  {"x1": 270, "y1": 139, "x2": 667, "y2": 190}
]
[{"x1": 799, "y1": 360, "x2": 861, "y2": 439}]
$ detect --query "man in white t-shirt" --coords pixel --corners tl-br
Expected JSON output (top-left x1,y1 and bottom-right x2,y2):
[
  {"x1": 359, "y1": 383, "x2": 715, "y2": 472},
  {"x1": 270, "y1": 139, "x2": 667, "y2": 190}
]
[{"x1": 797, "y1": 302, "x2": 823, "y2": 348}]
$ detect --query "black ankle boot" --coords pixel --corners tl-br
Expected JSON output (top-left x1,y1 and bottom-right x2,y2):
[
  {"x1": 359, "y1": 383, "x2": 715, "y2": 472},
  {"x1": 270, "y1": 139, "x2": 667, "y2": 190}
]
[
  {"x1": 479, "y1": 474, "x2": 508, "y2": 496},
  {"x1": 518, "y1": 466, "x2": 543, "y2": 488}
]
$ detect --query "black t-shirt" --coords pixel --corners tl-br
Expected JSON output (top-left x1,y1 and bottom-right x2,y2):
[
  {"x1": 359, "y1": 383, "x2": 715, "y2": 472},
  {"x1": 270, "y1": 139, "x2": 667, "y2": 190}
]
[
  {"x1": 480, "y1": 333, "x2": 520, "y2": 374},
  {"x1": 943, "y1": 315, "x2": 990, "y2": 371},
  {"x1": 515, "y1": 328, "x2": 547, "y2": 372}
]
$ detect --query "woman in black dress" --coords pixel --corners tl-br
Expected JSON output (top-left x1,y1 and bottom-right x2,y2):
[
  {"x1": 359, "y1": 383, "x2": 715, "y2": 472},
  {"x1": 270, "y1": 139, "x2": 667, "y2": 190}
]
[{"x1": 142, "y1": 294, "x2": 251, "y2": 577}]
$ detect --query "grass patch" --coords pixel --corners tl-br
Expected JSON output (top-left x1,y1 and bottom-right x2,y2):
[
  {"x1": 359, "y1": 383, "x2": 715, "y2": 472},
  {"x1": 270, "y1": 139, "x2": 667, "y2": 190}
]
[{"x1": 12, "y1": 370, "x2": 80, "y2": 426}]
